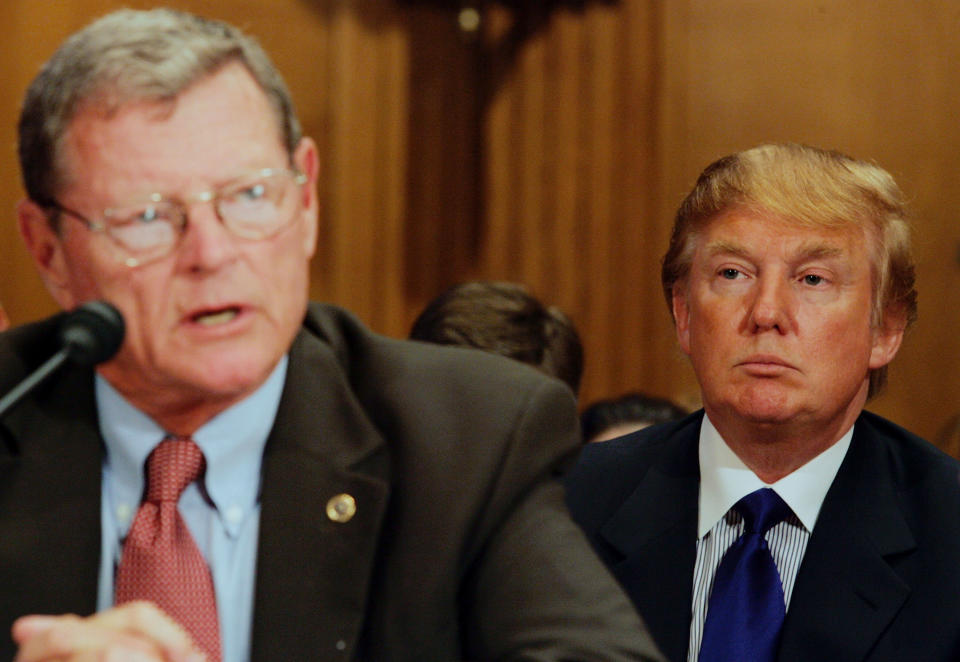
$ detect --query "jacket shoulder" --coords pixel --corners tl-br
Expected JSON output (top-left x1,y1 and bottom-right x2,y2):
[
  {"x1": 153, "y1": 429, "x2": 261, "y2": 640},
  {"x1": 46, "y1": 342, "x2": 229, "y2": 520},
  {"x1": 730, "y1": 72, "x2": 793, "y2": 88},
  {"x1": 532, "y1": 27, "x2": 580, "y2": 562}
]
[
  {"x1": 565, "y1": 410, "x2": 702, "y2": 526},
  {"x1": 860, "y1": 410, "x2": 960, "y2": 483},
  {"x1": 301, "y1": 301, "x2": 574, "y2": 406},
  {"x1": 298, "y1": 303, "x2": 580, "y2": 457}
]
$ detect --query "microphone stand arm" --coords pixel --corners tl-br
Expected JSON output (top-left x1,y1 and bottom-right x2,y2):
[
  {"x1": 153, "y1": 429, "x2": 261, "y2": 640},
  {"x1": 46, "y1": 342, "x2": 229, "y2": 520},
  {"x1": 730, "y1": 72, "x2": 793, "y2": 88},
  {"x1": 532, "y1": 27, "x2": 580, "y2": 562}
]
[{"x1": 0, "y1": 347, "x2": 69, "y2": 419}]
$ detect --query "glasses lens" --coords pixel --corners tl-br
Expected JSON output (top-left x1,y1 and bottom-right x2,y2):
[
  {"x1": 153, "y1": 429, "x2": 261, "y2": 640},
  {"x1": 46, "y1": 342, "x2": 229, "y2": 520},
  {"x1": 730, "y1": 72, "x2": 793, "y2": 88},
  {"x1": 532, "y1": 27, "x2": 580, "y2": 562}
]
[
  {"x1": 218, "y1": 170, "x2": 301, "y2": 238},
  {"x1": 105, "y1": 202, "x2": 180, "y2": 255}
]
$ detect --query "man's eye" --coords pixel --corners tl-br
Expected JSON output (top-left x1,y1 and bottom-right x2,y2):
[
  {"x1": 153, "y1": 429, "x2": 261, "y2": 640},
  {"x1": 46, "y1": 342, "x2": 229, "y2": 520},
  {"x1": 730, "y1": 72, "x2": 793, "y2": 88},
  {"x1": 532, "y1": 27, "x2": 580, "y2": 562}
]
[
  {"x1": 123, "y1": 205, "x2": 167, "y2": 225},
  {"x1": 238, "y1": 183, "x2": 267, "y2": 201},
  {"x1": 803, "y1": 274, "x2": 825, "y2": 286},
  {"x1": 136, "y1": 208, "x2": 159, "y2": 222},
  {"x1": 720, "y1": 268, "x2": 740, "y2": 279}
]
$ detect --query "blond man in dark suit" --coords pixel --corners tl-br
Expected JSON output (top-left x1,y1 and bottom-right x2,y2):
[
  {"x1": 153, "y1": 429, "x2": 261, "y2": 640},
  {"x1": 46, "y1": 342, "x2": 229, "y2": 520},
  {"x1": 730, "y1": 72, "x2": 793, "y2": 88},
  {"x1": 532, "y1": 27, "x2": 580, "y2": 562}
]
[{"x1": 567, "y1": 143, "x2": 960, "y2": 662}]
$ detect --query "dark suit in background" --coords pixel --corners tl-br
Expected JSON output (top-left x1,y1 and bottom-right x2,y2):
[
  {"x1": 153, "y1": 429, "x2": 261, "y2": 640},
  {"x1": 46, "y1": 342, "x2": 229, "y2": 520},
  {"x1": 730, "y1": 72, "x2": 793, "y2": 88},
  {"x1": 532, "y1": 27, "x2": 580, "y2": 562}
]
[
  {"x1": 566, "y1": 410, "x2": 960, "y2": 662},
  {"x1": 0, "y1": 303, "x2": 664, "y2": 661}
]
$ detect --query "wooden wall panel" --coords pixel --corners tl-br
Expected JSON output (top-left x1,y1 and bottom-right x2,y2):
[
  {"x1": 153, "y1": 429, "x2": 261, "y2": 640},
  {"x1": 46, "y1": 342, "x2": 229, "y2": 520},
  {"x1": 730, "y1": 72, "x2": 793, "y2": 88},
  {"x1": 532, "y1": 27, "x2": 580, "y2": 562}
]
[
  {"x1": 481, "y1": 2, "x2": 671, "y2": 407},
  {"x1": 317, "y1": 2, "x2": 409, "y2": 333},
  {"x1": 400, "y1": 6, "x2": 481, "y2": 317},
  {"x1": 0, "y1": 0, "x2": 956, "y2": 445},
  {"x1": 0, "y1": 5, "x2": 76, "y2": 325}
]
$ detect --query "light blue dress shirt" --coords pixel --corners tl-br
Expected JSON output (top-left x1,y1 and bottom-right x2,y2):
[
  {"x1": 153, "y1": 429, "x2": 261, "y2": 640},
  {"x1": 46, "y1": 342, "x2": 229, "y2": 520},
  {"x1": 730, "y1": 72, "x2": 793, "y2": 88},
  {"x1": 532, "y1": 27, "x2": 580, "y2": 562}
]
[{"x1": 96, "y1": 357, "x2": 287, "y2": 662}]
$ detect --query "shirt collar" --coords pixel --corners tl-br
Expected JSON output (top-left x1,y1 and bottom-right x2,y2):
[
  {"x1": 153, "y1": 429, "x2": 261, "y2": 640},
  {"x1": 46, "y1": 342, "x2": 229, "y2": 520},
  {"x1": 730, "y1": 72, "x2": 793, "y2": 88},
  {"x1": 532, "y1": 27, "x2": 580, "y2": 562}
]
[
  {"x1": 697, "y1": 413, "x2": 853, "y2": 538},
  {"x1": 97, "y1": 356, "x2": 288, "y2": 537}
]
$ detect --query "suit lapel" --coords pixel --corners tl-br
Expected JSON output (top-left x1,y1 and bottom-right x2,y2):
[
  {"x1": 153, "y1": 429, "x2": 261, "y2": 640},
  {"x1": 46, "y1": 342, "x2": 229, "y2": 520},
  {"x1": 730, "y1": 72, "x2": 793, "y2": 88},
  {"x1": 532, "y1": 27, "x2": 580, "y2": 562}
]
[
  {"x1": 0, "y1": 359, "x2": 102, "y2": 634},
  {"x1": 250, "y1": 329, "x2": 390, "y2": 662},
  {"x1": 778, "y1": 419, "x2": 914, "y2": 662},
  {"x1": 600, "y1": 423, "x2": 700, "y2": 662}
]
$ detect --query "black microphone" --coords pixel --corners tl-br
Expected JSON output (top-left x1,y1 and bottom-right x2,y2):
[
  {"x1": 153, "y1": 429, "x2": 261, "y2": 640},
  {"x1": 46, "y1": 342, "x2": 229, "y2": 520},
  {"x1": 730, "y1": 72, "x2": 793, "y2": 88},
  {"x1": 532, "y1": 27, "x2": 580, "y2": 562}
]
[
  {"x1": 0, "y1": 300, "x2": 125, "y2": 418},
  {"x1": 59, "y1": 300, "x2": 125, "y2": 366}
]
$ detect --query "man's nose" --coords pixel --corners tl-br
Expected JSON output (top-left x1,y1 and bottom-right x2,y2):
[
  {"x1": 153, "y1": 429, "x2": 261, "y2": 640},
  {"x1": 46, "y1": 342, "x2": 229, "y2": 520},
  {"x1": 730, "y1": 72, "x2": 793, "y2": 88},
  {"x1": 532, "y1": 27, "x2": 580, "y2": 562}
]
[
  {"x1": 748, "y1": 276, "x2": 794, "y2": 334},
  {"x1": 176, "y1": 201, "x2": 240, "y2": 271}
]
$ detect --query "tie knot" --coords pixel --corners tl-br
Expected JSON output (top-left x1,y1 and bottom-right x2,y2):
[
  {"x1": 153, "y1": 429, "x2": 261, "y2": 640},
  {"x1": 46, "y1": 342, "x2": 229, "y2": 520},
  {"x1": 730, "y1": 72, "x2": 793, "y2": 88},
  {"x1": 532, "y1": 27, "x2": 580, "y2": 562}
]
[
  {"x1": 734, "y1": 487, "x2": 792, "y2": 535},
  {"x1": 145, "y1": 437, "x2": 205, "y2": 503}
]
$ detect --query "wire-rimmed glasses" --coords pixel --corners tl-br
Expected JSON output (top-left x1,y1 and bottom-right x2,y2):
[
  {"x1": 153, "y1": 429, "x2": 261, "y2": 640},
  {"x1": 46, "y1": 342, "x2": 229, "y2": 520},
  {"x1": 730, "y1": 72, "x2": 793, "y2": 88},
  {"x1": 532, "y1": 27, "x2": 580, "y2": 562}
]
[{"x1": 48, "y1": 167, "x2": 308, "y2": 267}]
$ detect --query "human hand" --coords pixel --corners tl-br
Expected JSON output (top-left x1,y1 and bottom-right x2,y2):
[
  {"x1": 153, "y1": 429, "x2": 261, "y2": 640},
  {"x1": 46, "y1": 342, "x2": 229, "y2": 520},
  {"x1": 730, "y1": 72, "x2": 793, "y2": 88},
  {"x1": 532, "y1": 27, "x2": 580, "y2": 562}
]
[{"x1": 12, "y1": 601, "x2": 206, "y2": 662}]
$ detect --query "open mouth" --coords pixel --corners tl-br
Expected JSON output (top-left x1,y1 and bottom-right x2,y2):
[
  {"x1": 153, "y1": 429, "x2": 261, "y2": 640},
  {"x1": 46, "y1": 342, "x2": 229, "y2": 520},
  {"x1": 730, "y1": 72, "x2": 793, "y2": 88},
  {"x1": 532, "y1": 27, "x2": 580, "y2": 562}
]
[{"x1": 191, "y1": 306, "x2": 241, "y2": 326}]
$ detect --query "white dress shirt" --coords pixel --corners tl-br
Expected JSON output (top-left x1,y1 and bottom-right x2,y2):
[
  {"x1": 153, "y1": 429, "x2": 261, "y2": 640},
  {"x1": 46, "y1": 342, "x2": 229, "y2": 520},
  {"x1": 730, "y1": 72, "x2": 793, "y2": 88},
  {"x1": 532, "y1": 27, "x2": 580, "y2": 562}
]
[{"x1": 687, "y1": 413, "x2": 853, "y2": 662}]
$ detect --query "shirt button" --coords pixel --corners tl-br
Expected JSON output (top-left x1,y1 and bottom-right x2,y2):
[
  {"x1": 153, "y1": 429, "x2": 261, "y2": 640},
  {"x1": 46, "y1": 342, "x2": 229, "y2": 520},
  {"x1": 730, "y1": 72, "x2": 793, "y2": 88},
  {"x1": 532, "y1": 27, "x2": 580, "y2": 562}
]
[
  {"x1": 116, "y1": 503, "x2": 132, "y2": 524},
  {"x1": 225, "y1": 505, "x2": 244, "y2": 524}
]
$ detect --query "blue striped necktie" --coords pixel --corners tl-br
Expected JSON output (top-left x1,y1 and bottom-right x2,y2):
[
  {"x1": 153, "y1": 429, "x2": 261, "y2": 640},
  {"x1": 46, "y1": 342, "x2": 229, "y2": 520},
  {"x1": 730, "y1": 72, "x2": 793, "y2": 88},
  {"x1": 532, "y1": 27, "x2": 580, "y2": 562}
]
[{"x1": 699, "y1": 487, "x2": 793, "y2": 662}]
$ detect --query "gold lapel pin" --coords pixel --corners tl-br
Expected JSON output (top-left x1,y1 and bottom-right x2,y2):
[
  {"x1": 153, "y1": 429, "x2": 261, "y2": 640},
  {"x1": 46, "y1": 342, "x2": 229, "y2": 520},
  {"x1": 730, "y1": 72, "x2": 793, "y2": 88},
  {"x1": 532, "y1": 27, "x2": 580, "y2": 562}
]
[{"x1": 326, "y1": 493, "x2": 357, "y2": 523}]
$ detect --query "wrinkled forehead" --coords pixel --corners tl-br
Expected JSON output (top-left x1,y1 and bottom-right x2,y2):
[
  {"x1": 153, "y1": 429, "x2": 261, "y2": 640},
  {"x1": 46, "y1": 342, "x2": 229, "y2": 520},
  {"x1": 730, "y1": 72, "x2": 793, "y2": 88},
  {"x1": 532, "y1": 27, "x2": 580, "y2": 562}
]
[
  {"x1": 691, "y1": 205, "x2": 879, "y2": 261},
  {"x1": 60, "y1": 65, "x2": 284, "y2": 182},
  {"x1": 57, "y1": 62, "x2": 284, "y2": 180}
]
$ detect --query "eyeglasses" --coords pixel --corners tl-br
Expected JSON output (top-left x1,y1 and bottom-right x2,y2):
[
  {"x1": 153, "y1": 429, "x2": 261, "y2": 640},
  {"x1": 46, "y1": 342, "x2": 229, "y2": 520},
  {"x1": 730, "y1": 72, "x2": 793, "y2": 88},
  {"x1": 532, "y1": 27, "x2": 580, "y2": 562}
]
[{"x1": 48, "y1": 168, "x2": 308, "y2": 267}]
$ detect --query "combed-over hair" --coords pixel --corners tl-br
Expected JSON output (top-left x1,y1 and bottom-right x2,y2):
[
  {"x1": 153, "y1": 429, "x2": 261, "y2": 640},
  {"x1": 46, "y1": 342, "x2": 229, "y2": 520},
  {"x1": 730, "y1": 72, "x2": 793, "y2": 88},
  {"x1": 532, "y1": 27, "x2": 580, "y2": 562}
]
[{"x1": 661, "y1": 143, "x2": 917, "y2": 398}]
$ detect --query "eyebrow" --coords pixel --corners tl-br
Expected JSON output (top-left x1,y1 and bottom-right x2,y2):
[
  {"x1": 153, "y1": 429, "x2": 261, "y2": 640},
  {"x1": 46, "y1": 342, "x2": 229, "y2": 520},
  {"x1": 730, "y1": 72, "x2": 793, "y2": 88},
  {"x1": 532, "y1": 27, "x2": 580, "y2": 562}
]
[
  {"x1": 703, "y1": 240, "x2": 750, "y2": 259},
  {"x1": 703, "y1": 239, "x2": 846, "y2": 262}
]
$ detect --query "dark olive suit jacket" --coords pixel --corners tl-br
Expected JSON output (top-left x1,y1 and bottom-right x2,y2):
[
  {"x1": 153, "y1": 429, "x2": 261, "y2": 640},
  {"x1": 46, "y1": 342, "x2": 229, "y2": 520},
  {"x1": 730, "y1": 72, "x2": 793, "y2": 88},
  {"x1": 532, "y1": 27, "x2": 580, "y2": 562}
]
[
  {"x1": 0, "y1": 303, "x2": 664, "y2": 662},
  {"x1": 565, "y1": 410, "x2": 960, "y2": 662}
]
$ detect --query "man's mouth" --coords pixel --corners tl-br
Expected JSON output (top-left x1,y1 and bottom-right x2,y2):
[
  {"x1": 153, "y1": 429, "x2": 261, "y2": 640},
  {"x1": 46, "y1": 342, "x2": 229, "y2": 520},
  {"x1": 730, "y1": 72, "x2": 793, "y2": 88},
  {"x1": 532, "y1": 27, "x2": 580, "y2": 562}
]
[
  {"x1": 740, "y1": 354, "x2": 792, "y2": 368},
  {"x1": 192, "y1": 307, "x2": 240, "y2": 326}
]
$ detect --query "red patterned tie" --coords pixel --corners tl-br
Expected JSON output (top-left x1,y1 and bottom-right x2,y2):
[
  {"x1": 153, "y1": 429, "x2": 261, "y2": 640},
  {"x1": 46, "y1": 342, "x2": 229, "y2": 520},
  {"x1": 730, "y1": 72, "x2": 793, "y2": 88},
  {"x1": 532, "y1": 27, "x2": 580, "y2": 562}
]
[{"x1": 115, "y1": 437, "x2": 221, "y2": 662}]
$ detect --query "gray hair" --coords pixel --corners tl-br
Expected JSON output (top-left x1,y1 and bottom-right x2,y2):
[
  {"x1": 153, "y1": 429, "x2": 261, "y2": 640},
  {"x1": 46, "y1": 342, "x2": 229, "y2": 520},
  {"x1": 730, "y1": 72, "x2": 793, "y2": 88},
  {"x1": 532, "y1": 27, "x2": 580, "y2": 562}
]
[{"x1": 18, "y1": 8, "x2": 301, "y2": 208}]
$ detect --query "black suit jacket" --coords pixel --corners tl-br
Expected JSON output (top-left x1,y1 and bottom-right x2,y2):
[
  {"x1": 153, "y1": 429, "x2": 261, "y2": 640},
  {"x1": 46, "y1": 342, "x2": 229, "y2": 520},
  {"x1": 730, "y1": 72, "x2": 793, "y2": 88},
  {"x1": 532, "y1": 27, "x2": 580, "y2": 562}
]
[
  {"x1": 0, "y1": 303, "x2": 664, "y2": 662},
  {"x1": 565, "y1": 410, "x2": 960, "y2": 662}
]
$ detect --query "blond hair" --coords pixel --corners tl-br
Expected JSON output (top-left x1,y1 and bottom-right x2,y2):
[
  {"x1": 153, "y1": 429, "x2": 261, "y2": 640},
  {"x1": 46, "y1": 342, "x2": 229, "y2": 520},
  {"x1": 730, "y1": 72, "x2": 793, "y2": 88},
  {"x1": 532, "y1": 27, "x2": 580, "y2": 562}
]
[{"x1": 661, "y1": 143, "x2": 916, "y2": 397}]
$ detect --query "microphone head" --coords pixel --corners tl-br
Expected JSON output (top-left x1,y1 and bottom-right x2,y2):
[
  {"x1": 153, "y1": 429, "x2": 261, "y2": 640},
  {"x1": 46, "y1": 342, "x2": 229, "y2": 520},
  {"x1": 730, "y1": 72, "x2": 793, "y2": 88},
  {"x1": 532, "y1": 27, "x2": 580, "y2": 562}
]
[{"x1": 59, "y1": 300, "x2": 126, "y2": 366}]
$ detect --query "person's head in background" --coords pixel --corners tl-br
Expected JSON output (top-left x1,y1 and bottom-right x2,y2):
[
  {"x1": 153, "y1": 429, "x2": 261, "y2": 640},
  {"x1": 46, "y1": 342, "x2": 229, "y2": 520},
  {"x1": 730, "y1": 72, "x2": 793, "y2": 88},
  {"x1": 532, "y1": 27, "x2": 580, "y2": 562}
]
[
  {"x1": 581, "y1": 392, "x2": 689, "y2": 443},
  {"x1": 410, "y1": 280, "x2": 584, "y2": 395}
]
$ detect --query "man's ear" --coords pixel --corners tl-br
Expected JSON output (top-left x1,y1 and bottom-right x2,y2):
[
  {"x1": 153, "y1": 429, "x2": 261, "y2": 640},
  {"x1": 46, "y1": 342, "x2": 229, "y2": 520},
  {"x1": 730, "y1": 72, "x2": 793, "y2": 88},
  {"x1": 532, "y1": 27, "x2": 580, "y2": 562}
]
[
  {"x1": 869, "y1": 306, "x2": 906, "y2": 370},
  {"x1": 17, "y1": 199, "x2": 76, "y2": 309},
  {"x1": 672, "y1": 284, "x2": 692, "y2": 356},
  {"x1": 292, "y1": 136, "x2": 319, "y2": 260}
]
